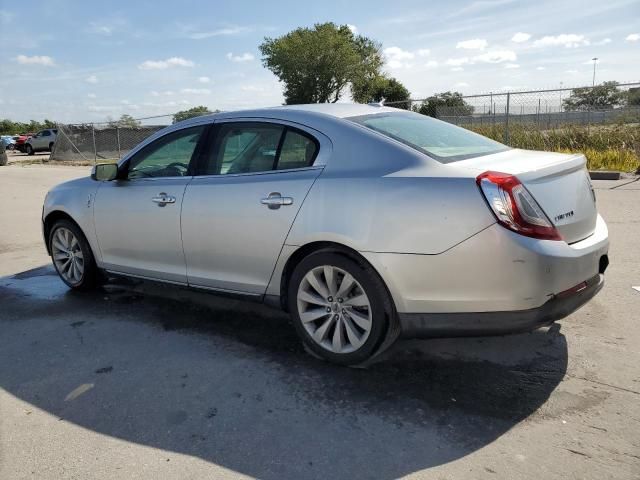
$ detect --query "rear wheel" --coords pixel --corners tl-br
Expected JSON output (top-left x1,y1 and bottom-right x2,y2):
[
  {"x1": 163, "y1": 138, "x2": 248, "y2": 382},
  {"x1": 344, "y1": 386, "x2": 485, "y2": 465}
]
[
  {"x1": 288, "y1": 251, "x2": 392, "y2": 365},
  {"x1": 49, "y1": 220, "x2": 99, "y2": 290},
  {"x1": 25, "y1": 144, "x2": 34, "y2": 155},
  {"x1": 49, "y1": 142, "x2": 54, "y2": 152}
]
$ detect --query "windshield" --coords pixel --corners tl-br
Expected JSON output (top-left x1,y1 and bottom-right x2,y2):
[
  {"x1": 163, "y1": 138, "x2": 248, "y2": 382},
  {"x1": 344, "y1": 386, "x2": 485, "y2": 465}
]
[{"x1": 347, "y1": 111, "x2": 509, "y2": 163}]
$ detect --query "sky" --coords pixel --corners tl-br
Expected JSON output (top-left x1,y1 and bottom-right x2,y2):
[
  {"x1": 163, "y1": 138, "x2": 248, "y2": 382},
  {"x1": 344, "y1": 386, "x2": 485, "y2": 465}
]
[{"x1": 0, "y1": 0, "x2": 639, "y2": 123}]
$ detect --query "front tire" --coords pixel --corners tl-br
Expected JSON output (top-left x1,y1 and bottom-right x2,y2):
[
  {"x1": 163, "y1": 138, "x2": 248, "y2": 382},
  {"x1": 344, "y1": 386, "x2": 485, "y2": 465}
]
[
  {"x1": 288, "y1": 251, "x2": 392, "y2": 365},
  {"x1": 49, "y1": 219, "x2": 99, "y2": 290},
  {"x1": 26, "y1": 144, "x2": 34, "y2": 155}
]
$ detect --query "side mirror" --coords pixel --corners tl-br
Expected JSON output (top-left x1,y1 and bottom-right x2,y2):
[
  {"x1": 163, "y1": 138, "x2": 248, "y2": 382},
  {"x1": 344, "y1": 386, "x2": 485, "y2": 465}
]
[{"x1": 91, "y1": 163, "x2": 118, "y2": 181}]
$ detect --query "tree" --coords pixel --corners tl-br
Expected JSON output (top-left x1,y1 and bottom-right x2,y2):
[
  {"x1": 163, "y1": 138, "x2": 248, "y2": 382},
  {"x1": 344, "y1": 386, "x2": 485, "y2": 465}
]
[
  {"x1": 108, "y1": 114, "x2": 141, "y2": 128},
  {"x1": 172, "y1": 106, "x2": 215, "y2": 124},
  {"x1": 626, "y1": 87, "x2": 640, "y2": 106},
  {"x1": 563, "y1": 81, "x2": 625, "y2": 111},
  {"x1": 352, "y1": 75, "x2": 411, "y2": 109},
  {"x1": 413, "y1": 91, "x2": 474, "y2": 118},
  {"x1": 260, "y1": 22, "x2": 383, "y2": 104}
]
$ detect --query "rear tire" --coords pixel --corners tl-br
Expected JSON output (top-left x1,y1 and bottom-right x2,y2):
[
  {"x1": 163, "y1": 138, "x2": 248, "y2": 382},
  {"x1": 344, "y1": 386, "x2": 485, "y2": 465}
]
[
  {"x1": 26, "y1": 144, "x2": 34, "y2": 155},
  {"x1": 49, "y1": 219, "x2": 99, "y2": 290},
  {"x1": 288, "y1": 251, "x2": 393, "y2": 365},
  {"x1": 49, "y1": 142, "x2": 54, "y2": 152}
]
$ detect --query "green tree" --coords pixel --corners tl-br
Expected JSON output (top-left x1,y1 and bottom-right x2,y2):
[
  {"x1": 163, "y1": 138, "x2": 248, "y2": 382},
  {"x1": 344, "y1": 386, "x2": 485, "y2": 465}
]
[
  {"x1": 260, "y1": 22, "x2": 383, "y2": 104},
  {"x1": 413, "y1": 91, "x2": 474, "y2": 118},
  {"x1": 172, "y1": 106, "x2": 215, "y2": 124},
  {"x1": 626, "y1": 87, "x2": 640, "y2": 106},
  {"x1": 108, "y1": 114, "x2": 141, "y2": 128},
  {"x1": 352, "y1": 75, "x2": 411, "y2": 109},
  {"x1": 563, "y1": 81, "x2": 625, "y2": 111}
]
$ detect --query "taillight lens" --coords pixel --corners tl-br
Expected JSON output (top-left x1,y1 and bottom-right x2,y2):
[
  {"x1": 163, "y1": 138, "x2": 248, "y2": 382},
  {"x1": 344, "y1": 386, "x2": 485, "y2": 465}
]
[{"x1": 476, "y1": 171, "x2": 562, "y2": 241}]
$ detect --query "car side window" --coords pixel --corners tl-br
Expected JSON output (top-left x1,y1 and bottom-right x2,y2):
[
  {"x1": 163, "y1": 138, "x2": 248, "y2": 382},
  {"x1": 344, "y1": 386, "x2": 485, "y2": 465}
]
[
  {"x1": 277, "y1": 130, "x2": 318, "y2": 170},
  {"x1": 127, "y1": 125, "x2": 205, "y2": 179},
  {"x1": 42, "y1": 130, "x2": 51, "y2": 137}
]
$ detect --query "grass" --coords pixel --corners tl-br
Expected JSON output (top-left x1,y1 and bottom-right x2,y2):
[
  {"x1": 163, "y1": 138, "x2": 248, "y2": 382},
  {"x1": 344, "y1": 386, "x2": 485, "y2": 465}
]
[{"x1": 466, "y1": 123, "x2": 640, "y2": 172}]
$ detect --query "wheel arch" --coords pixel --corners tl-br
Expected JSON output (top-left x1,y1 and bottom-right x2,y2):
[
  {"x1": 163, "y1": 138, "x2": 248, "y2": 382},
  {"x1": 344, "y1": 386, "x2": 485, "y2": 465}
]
[
  {"x1": 43, "y1": 210, "x2": 83, "y2": 255},
  {"x1": 278, "y1": 241, "x2": 395, "y2": 314}
]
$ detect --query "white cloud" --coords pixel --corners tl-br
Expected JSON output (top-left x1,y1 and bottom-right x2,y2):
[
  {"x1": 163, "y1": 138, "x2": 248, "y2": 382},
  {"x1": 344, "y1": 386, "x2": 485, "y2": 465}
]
[
  {"x1": 445, "y1": 57, "x2": 470, "y2": 67},
  {"x1": 87, "y1": 93, "x2": 97, "y2": 98},
  {"x1": 504, "y1": 63, "x2": 520, "y2": 69},
  {"x1": 189, "y1": 26, "x2": 250, "y2": 39},
  {"x1": 456, "y1": 38, "x2": 487, "y2": 50},
  {"x1": 511, "y1": 32, "x2": 531, "y2": 43},
  {"x1": 85, "y1": 75, "x2": 98, "y2": 84},
  {"x1": 16, "y1": 54, "x2": 55, "y2": 66},
  {"x1": 454, "y1": 82, "x2": 469, "y2": 88},
  {"x1": 198, "y1": 76, "x2": 211, "y2": 83},
  {"x1": 425, "y1": 60, "x2": 438, "y2": 68},
  {"x1": 626, "y1": 33, "x2": 640, "y2": 42},
  {"x1": 533, "y1": 34, "x2": 590, "y2": 48},
  {"x1": 474, "y1": 49, "x2": 517, "y2": 63},
  {"x1": 416, "y1": 48, "x2": 431, "y2": 57},
  {"x1": 241, "y1": 85, "x2": 266, "y2": 92},
  {"x1": 150, "y1": 90, "x2": 175, "y2": 97},
  {"x1": 226, "y1": 52, "x2": 255, "y2": 63},
  {"x1": 347, "y1": 24, "x2": 358, "y2": 35},
  {"x1": 536, "y1": 66, "x2": 546, "y2": 70},
  {"x1": 565, "y1": 69, "x2": 579, "y2": 74},
  {"x1": 138, "y1": 57, "x2": 194, "y2": 70},
  {"x1": 88, "y1": 22, "x2": 113, "y2": 35},
  {"x1": 383, "y1": 47, "x2": 416, "y2": 69},
  {"x1": 594, "y1": 38, "x2": 612, "y2": 46},
  {"x1": 446, "y1": 49, "x2": 516, "y2": 67},
  {"x1": 180, "y1": 88, "x2": 211, "y2": 94},
  {"x1": 451, "y1": 67, "x2": 465, "y2": 72}
]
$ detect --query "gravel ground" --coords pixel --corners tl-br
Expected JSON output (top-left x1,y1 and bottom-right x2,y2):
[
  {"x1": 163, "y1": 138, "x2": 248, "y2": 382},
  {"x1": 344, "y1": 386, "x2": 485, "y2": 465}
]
[{"x1": 0, "y1": 164, "x2": 639, "y2": 480}]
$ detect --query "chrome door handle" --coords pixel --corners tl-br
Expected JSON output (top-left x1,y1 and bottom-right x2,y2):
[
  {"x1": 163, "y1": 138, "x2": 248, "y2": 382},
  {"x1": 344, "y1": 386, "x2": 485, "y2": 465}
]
[
  {"x1": 261, "y1": 192, "x2": 293, "y2": 210},
  {"x1": 151, "y1": 192, "x2": 176, "y2": 207}
]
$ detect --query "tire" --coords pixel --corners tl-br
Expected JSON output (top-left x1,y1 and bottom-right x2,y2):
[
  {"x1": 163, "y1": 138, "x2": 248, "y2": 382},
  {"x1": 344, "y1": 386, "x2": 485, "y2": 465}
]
[
  {"x1": 49, "y1": 219, "x2": 99, "y2": 290},
  {"x1": 49, "y1": 142, "x2": 54, "y2": 152},
  {"x1": 288, "y1": 251, "x2": 393, "y2": 365},
  {"x1": 26, "y1": 144, "x2": 34, "y2": 155}
]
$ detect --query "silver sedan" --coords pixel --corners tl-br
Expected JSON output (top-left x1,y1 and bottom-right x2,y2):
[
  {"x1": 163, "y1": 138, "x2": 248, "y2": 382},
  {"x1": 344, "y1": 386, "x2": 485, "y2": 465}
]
[{"x1": 42, "y1": 104, "x2": 609, "y2": 365}]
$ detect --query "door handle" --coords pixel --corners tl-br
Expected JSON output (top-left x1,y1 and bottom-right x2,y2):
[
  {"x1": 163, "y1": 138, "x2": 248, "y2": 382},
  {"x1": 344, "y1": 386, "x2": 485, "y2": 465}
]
[
  {"x1": 261, "y1": 192, "x2": 293, "y2": 210},
  {"x1": 151, "y1": 192, "x2": 176, "y2": 207}
]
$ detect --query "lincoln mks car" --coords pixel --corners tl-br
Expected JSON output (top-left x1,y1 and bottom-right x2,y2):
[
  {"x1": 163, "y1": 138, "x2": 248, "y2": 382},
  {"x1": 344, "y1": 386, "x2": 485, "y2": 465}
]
[{"x1": 42, "y1": 104, "x2": 609, "y2": 365}]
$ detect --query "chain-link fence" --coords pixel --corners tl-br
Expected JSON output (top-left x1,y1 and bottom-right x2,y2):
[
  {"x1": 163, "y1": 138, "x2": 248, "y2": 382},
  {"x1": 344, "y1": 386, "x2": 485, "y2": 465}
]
[
  {"x1": 49, "y1": 82, "x2": 640, "y2": 163},
  {"x1": 51, "y1": 114, "x2": 175, "y2": 163},
  {"x1": 386, "y1": 82, "x2": 640, "y2": 143}
]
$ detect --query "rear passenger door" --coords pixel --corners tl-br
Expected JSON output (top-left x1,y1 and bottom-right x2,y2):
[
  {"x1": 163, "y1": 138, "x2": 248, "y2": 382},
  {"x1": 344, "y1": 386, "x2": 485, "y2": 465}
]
[{"x1": 181, "y1": 119, "x2": 328, "y2": 295}]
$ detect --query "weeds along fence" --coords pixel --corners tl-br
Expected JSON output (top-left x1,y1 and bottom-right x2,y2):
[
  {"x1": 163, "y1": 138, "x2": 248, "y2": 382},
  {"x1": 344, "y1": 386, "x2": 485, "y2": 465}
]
[{"x1": 50, "y1": 82, "x2": 640, "y2": 164}]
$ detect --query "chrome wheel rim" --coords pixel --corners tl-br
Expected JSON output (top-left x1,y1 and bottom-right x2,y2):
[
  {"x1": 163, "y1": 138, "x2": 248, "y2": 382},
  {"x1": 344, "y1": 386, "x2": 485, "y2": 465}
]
[
  {"x1": 51, "y1": 227, "x2": 84, "y2": 284},
  {"x1": 297, "y1": 265, "x2": 372, "y2": 354}
]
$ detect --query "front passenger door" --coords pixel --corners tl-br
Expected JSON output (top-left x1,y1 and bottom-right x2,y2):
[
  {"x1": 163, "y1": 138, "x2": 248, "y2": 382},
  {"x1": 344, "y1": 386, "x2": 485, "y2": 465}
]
[{"x1": 93, "y1": 124, "x2": 207, "y2": 283}]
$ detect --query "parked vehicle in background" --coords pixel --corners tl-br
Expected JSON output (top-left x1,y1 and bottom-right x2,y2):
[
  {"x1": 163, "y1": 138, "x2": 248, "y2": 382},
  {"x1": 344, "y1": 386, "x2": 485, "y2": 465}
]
[
  {"x1": 14, "y1": 133, "x2": 35, "y2": 153},
  {"x1": 42, "y1": 104, "x2": 609, "y2": 365},
  {"x1": 25, "y1": 128, "x2": 57, "y2": 155},
  {"x1": 1, "y1": 135, "x2": 16, "y2": 150}
]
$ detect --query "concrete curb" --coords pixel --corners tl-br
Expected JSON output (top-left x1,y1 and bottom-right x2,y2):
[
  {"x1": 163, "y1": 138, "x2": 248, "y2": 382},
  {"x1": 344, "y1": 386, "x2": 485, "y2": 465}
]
[{"x1": 589, "y1": 171, "x2": 621, "y2": 180}]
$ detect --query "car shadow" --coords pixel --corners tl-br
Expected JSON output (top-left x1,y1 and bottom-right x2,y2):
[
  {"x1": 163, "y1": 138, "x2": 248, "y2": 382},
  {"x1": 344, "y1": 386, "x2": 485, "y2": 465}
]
[{"x1": 0, "y1": 266, "x2": 569, "y2": 479}]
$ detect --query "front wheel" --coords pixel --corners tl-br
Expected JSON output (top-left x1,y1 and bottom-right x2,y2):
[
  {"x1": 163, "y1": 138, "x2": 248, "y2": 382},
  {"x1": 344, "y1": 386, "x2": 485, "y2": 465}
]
[
  {"x1": 288, "y1": 251, "x2": 392, "y2": 365},
  {"x1": 25, "y1": 144, "x2": 34, "y2": 155},
  {"x1": 49, "y1": 219, "x2": 99, "y2": 290}
]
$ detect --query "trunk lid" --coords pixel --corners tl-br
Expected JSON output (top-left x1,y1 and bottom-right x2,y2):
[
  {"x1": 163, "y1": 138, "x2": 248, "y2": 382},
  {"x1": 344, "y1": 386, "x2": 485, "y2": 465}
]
[{"x1": 455, "y1": 149, "x2": 597, "y2": 243}]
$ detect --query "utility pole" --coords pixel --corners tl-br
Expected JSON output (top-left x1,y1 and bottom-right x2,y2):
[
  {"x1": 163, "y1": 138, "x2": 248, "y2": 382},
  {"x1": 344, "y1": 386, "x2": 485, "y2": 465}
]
[{"x1": 592, "y1": 57, "x2": 598, "y2": 86}]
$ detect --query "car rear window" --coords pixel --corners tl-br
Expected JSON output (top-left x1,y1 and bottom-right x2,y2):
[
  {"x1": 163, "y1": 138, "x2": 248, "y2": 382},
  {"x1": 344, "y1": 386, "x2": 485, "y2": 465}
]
[{"x1": 347, "y1": 111, "x2": 509, "y2": 163}]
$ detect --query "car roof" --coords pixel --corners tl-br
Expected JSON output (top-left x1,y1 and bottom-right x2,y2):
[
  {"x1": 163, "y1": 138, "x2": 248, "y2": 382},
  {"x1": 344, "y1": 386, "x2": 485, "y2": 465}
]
[{"x1": 179, "y1": 103, "x2": 402, "y2": 127}]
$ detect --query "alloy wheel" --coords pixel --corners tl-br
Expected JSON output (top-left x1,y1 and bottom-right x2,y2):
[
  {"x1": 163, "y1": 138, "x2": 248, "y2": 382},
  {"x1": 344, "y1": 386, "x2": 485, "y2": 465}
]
[
  {"x1": 51, "y1": 227, "x2": 84, "y2": 284},
  {"x1": 297, "y1": 265, "x2": 372, "y2": 354}
]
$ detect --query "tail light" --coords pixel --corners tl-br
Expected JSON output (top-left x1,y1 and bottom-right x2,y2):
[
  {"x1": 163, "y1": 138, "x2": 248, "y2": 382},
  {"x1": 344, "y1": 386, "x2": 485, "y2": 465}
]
[{"x1": 476, "y1": 171, "x2": 562, "y2": 241}]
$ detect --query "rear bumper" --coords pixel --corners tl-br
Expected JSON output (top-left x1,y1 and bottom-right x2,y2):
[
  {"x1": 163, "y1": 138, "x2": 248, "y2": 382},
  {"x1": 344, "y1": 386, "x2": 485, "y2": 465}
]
[{"x1": 398, "y1": 273, "x2": 604, "y2": 338}]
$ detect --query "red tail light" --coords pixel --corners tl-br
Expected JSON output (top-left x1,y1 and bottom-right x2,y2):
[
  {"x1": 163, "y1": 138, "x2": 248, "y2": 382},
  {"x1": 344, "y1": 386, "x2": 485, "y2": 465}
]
[{"x1": 476, "y1": 171, "x2": 562, "y2": 241}]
